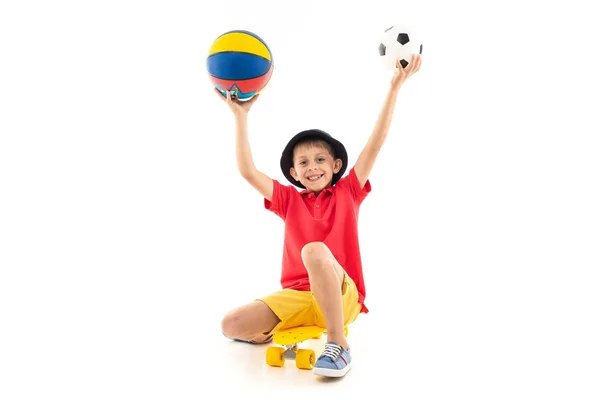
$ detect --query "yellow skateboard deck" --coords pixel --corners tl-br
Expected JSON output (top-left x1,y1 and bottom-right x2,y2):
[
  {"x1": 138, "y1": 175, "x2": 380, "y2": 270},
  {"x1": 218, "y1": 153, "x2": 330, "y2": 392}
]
[{"x1": 265, "y1": 325, "x2": 348, "y2": 370}]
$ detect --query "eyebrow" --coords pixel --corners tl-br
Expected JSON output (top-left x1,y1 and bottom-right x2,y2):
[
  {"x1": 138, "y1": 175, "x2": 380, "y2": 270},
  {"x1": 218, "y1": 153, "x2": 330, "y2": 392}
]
[{"x1": 296, "y1": 152, "x2": 328, "y2": 159}]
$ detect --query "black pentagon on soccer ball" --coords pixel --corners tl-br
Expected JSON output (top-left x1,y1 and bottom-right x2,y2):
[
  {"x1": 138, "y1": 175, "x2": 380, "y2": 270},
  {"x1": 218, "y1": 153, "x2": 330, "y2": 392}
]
[
  {"x1": 396, "y1": 33, "x2": 409, "y2": 45},
  {"x1": 400, "y1": 59, "x2": 409, "y2": 69},
  {"x1": 378, "y1": 43, "x2": 386, "y2": 56},
  {"x1": 420, "y1": 44, "x2": 423, "y2": 54}
]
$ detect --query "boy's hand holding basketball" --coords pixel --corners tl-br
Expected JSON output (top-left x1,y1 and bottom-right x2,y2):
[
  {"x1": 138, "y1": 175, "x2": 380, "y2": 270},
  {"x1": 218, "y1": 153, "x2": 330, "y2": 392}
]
[
  {"x1": 390, "y1": 54, "x2": 422, "y2": 92},
  {"x1": 215, "y1": 88, "x2": 260, "y2": 118}
]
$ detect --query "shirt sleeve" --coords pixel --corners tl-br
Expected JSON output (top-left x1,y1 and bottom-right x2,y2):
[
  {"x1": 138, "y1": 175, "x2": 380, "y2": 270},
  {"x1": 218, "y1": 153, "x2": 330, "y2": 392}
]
[
  {"x1": 336, "y1": 167, "x2": 371, "y2": 204},
  {"x1": 264, "y1": 179, "x2": 294, "y2": 220}
]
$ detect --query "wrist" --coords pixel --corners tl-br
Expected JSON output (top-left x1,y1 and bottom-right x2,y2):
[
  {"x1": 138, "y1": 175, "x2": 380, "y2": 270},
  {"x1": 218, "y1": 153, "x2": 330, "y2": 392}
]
[
  {"x1": 388, "y1": 84, "x2": 401, "y2": 95},
  {"x1": 234, "y1": 111, "x2": 248, "y2": 121}
]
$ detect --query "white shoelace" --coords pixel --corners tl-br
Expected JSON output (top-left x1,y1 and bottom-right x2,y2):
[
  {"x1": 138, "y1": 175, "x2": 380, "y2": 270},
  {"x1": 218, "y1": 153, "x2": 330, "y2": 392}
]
[{"x1": 321, "y1": 343, "x2": 344, "y2": 360}]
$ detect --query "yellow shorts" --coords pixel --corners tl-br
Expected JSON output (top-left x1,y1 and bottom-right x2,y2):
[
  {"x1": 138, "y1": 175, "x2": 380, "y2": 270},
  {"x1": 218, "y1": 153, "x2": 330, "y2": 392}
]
[{"x1": 259, "y1": 272, "x2": 362, "y2": 334}]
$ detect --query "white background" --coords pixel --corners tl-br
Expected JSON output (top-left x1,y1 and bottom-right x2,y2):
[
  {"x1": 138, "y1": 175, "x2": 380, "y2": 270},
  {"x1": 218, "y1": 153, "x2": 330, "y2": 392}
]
[{"x1": 1, "y1": 0, "x2": 599, "y2": 399}]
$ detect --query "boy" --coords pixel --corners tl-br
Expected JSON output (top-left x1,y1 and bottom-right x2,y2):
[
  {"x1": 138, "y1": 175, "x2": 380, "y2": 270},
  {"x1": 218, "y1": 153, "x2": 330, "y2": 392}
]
[{"x1": 217, "y1": 55, "x2": 422, "y2": 377}]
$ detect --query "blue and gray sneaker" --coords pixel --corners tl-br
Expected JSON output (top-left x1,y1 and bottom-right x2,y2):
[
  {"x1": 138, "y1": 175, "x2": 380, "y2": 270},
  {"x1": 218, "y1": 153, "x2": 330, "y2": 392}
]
[{"x1": 313, "y1": 342, "x2": 352, "y2": 377}]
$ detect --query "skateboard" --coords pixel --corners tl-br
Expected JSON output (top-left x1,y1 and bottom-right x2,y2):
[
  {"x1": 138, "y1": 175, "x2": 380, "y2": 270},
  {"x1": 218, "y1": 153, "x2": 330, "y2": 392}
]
[{"x1": 265, "y1": 325, "x2": 348, "y2": 370}]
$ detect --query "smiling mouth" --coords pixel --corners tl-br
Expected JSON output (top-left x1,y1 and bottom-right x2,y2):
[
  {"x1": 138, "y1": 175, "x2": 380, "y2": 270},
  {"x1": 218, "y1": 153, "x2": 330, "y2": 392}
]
[{"x1": 307, "y1": 174, "x2": 324, "y2": 182}]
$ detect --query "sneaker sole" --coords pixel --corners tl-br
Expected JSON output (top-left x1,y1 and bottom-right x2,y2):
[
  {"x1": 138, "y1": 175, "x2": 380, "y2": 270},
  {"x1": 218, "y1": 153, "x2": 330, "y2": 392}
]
[{"x1": 313, "y1": 364, "x2": 352, "y2": 378}]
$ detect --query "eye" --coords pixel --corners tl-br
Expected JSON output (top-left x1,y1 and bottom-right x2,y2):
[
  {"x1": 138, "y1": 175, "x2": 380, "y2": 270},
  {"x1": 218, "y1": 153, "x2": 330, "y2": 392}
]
[{"x1": 317, "y1": 157, "x2": 325, "y2": 162}]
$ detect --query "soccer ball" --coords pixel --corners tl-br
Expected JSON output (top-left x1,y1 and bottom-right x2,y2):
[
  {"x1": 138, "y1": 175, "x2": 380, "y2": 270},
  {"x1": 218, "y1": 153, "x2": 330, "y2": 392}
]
[{"x1": 378, "y1": 24, "x2": 423, "y2": 70}]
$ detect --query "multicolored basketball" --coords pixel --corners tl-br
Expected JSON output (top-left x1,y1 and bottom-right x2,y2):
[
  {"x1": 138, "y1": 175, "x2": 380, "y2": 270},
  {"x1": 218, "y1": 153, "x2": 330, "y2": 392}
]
[{"x1": 207, "y1": 30, "x2": 274, "y2": 101}]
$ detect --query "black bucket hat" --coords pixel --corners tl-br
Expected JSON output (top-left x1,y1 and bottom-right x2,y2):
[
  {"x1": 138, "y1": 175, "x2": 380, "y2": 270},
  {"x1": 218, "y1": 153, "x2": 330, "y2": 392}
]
[{"x1": 280, "y1": 129, "x2": 348, "y2": 189}]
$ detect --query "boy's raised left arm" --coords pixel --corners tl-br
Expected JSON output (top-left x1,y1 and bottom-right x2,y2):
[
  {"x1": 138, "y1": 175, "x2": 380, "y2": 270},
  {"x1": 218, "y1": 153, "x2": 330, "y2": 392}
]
[{"x1": 354, "y1": 54, "x2": 422, "y2": 189}]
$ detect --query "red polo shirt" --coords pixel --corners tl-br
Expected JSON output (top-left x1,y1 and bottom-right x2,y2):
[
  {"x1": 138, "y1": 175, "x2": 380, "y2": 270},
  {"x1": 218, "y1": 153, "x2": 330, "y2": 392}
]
[{"x1": 264, "y1": 167, "x2": 371, "y2": 313}]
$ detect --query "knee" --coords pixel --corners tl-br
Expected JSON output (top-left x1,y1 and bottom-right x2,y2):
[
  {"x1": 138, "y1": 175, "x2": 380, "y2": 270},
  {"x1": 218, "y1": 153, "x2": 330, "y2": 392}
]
[
  {"x1": 221, "y1": 311, "x2": 241, "y2": 339},
  {"x1": 301, "y1": 242, "x2": 331, "y2": 267}
]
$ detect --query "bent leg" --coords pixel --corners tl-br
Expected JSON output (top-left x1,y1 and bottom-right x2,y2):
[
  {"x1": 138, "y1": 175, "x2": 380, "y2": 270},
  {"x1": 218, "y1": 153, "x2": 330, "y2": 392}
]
[
  {"x1": 301, "y1": 241, "x2": 349, "y2": 349},
  {"x1": 221, "y1": 300, "x2": 280, "y2": 344}
]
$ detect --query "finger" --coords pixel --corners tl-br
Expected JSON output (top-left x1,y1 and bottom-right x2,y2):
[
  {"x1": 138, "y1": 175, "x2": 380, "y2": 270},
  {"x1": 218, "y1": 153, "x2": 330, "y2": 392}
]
[
  {"x1": 407, "y1": 56, "x2": 419, "y2": 76},
  {"x1": 413, "y1": 54, "x2": 420, "y2": 68},
  {"x1": 407, "y1": 54, "x2": 418, "y2": 74},
  {"x1": 225, "y1": 90, "x2": 233, "y2": 103}
]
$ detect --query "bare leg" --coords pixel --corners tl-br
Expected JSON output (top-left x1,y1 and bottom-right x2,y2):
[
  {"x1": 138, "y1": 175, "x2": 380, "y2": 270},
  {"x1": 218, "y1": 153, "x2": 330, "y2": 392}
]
[
  {"x1": 301, "y1": 242, "x2": 349, "y2": 349},
  {"x1": 221, "y1": 300, "x2": 280, "y2": 343}
]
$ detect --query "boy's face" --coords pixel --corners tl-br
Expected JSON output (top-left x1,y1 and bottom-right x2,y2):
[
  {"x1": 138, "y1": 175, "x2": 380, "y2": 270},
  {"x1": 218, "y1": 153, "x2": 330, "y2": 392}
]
[{"x1": 290, "y1": 143, "x2": 342, "y2": 193}]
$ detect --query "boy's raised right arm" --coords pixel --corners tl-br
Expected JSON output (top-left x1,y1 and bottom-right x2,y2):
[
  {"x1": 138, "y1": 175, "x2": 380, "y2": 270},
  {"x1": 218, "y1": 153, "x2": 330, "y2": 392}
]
[{"x1": 216, "y1": 89, "x2": 274, "y2": 201}]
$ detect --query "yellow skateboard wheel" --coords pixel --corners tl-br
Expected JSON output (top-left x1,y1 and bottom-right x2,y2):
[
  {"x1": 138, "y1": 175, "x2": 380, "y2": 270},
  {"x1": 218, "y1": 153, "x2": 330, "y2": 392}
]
[
  {"x1": 266, "y1": 346, "x2": 285, "y2": 367},
  {"x1": 295, "y1": 349, "x2": 316, "y2": 370}
]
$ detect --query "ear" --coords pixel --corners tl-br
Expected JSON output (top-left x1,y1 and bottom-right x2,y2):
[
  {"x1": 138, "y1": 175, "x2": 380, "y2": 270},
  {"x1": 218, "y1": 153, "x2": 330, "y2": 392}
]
[
  {"x1": 290, "y1": 167, "x2": 300, "y2": 181},
  {"x1": 333, "y1": 158, "x2": 343, "y2": 174}
]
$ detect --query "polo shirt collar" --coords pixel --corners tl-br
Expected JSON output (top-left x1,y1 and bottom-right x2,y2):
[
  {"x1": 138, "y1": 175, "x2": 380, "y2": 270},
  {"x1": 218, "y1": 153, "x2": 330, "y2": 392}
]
[{"x1": 301, "y1": 186, "x2": 334, "y2": 198}]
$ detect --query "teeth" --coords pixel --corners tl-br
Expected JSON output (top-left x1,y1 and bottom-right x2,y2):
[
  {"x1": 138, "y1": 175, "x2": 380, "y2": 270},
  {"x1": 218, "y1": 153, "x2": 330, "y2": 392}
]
[{"x1": 308, "y1": 175, "x2": 322, "y2": 181}]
